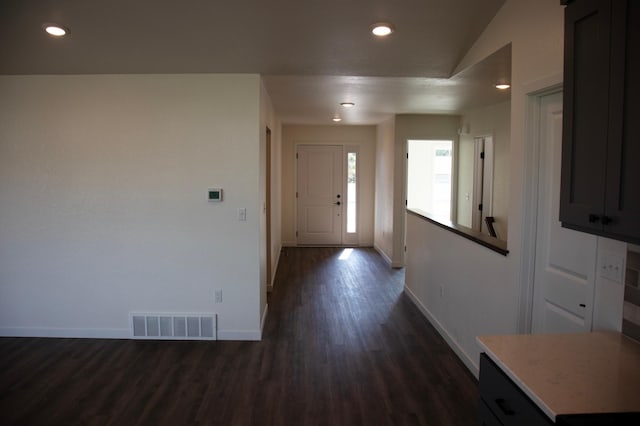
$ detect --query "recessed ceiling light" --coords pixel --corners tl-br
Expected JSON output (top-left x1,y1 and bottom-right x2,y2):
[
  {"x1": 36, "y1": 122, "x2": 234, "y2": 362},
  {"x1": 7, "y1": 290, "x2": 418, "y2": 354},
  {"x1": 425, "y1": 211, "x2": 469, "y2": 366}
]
[
  {"x1": 340, "y1": 102, "x2": 355, "y2": 108},
  {"x1": 371, "y1": 23, "x2": 394, "y2": 37},
  {"x1": 495, "y1": 84, "x2": 511, "y2": 90},
  {"x1": 44, "y1": 24, "x2": 69, "y2": 37},
  {"x1": 332, "y1": 117, "x2": 342, "y2": 122}
]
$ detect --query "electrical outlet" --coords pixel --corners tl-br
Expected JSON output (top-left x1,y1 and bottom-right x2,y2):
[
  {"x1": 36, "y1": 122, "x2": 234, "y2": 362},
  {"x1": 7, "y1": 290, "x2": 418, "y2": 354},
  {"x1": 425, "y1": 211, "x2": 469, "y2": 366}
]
[
  {"x1": 238, "y1": 208, "x2": 246, "y2": 221},
  {"x1": 600, "y1": 254, "x2": 624, "y2": 283},
  {"x1": 214, "y1": 289, "x2": 223, "y2": 303}
]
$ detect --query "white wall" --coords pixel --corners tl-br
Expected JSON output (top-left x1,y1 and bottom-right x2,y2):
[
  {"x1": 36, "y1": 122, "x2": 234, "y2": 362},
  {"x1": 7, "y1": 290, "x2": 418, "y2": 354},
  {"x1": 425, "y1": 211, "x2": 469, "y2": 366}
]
[
  {"x1": 457, "y1": 101, "x2": 511, "y2": 239},
  {"x1": 404, "y1": 0, "x2": 625, "y2": 376},
  {"x1": 0, "y1": 74, "x2": 266, "y2": 340},
  {"x1": 374, "y1": 117, "x2": 396, "y2": 265},
  {"x1": 281, "y1": 125, "x2": 377, "y2": 246}
]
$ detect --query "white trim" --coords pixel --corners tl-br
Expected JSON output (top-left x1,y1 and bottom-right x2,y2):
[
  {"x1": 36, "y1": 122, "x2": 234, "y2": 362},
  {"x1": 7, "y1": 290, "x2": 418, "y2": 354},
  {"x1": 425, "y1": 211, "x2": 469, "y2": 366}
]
[
  {"x1": 217, "y1": 329, "x2": 263, "y2": 341},
  {"x1": 374, "y1": 243, "x2": 393, "y2": 266},
  {"x1": 403, "y1": 286, "x2": 479, "y2": 378},
  {"x1": 521, "y1": 73, "x2": 564, "y2": 96},
  {"x1": 0, "y1": 327, "x2": 129, "y2": 339},
  {"x1": 260, "y1": 303, "x2": 269, "y2": 336},
  {"x1": 267, "y1": 247, "x2": 282, "y2": 291},
  {"x1": 517, "y1": 78, "x2": 563, "y2": 334}
]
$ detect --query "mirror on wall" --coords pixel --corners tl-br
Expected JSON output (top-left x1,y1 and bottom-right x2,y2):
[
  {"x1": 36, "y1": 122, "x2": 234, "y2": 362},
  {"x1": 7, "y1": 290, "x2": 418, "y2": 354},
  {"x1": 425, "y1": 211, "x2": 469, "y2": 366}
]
[{"x1": 406, "y1": 44, "x2": 511, "y2": 252}]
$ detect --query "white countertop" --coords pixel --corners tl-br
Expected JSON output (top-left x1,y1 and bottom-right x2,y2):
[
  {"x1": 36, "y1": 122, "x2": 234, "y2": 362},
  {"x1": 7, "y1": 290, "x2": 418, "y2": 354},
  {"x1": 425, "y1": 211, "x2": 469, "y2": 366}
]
[{"x1": 477, "y1": 331, "x2": 640, "y2": 421}]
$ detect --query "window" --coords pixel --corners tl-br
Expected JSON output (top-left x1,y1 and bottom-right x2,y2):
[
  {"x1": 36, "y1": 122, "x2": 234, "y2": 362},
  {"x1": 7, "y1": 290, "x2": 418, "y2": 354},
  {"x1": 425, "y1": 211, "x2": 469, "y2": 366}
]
[
  {"x1": 407, "y1": 140, "x2": 453, "y2": 221},
  {"x1": 346, "y1": 151, "x2": 357, "y2": 233}
]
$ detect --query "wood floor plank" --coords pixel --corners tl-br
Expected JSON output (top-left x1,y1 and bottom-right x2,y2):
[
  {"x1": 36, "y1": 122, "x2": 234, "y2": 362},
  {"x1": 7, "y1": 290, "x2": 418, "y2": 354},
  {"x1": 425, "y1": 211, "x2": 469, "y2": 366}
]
[{"x1": 0, "y1": 247, "x2": 478, "y2": 425}]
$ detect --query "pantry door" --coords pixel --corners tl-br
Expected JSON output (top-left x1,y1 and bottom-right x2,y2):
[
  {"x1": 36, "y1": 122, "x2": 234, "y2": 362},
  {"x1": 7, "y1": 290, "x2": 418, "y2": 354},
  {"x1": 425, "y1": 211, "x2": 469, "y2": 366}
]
[
  {"x1": 532, "y1": 91, "x2": 598, "y2": 334},
  {"x1": 296, "y1": 145, "x2": 343, "y2": 245}
]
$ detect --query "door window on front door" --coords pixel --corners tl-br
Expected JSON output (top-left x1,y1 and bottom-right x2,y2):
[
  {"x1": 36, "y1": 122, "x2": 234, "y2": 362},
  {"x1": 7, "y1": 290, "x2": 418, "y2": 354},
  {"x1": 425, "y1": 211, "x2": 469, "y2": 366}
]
[{"x1": 346, "y1": 151, "x2": 357, "y2": 234}]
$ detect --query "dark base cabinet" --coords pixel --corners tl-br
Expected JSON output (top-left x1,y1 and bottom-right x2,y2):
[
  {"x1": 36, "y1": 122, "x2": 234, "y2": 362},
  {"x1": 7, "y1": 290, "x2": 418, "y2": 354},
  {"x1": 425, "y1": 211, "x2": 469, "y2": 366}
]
[
  {"x1": 479, "y1": 400, "x2": 503, "y2": 426},
  {"x1": 478, "y1": 354, "x2": 553, "y2": 426},
  {"x1": 556, "y1": 413, "x2": 640, "y2": 426},
  {"x1": 478, "y1": 353, "x2": 640, "y2": 426}
]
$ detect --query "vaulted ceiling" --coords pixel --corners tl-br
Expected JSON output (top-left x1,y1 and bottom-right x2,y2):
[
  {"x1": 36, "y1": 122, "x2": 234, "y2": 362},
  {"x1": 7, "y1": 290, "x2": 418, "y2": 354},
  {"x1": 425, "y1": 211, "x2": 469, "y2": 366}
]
[{"x1": 1, "y1": 0, "x2": 508, "y2": 124}]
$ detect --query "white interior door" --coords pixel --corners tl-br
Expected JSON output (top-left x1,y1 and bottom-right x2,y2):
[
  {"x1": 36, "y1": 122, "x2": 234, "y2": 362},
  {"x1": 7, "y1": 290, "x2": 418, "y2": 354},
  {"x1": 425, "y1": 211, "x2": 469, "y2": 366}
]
[
  {"x1": 296, "y1": 145, "x2": 343, "y2": 245},
  {"x1": 532, "y1": 91, "x2": 598, "y2": 334}
]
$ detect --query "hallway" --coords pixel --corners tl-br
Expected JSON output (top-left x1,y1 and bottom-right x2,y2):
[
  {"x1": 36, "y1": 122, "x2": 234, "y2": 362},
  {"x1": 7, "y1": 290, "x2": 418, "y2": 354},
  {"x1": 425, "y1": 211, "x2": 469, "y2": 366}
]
[{"x1": 263, "y1": 247, "x2": 478, "y2": 424}]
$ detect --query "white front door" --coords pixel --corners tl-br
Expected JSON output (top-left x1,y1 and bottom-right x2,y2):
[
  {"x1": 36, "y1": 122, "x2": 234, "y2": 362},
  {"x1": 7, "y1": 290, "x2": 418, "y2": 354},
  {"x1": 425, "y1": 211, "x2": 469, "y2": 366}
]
[
  {"x1": 532, "y1": 91, "x2": 598, "y2": 334},
  {"x1": 296, "y1": 145, "x2": 343, "y2": 245}
]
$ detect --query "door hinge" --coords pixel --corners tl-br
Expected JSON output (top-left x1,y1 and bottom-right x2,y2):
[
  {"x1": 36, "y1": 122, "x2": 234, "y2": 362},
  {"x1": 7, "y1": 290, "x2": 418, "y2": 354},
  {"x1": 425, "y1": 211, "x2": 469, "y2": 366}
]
[
  {"x1": 480, "y1": 151, "x2": 485, "y2": 159},
  {"x1": 478, "y1": 203, "x2": 483, "y2": 212},
  {"x1": 405, "y1": 199, "x2": 408, "y2": 206},
  {"x1": 296, "y1": 231, "x2": 298, "y2": 237},
  {"x1": 296, "y1": 192, "x2": 298, "y2": 198},
  {"x1": 296, "y1": 153, "x2": 298, "y2": 159},
  {"x1": 406, "y1": 153, "x2": 409, "y2": 159},
  {"x1": 404, "y1": 245, "x2": 407, "y2": 252}
]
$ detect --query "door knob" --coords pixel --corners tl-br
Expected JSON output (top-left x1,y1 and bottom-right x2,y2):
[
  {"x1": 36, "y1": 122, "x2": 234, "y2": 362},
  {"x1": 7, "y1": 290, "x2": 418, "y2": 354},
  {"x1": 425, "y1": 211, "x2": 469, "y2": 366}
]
[
  {"x1": 334, "y1": 201, "x2": 341, "y2": 206},
  {"x1": 336, "y1": 194, "x2": 341, "y2": 198}
]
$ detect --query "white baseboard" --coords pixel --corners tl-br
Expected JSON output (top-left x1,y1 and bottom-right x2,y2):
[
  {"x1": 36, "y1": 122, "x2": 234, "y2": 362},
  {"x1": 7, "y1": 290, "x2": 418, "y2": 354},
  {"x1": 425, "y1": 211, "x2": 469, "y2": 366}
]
[
  {"x1": 260, "y1": 303, "x2": 268, "y2": 337},
  {"x1": 208, "y1": 304, "x2": 267, "y2": 341},
  {"x1": 374, "y1": 243, "x2": 393, "y2": 265},
  {"x1": 403, "y1": 286, "x2": 479, "y2": 378},
  {"x1": 373, "y1": 244, "x2": 404, "y2": 268},
  {"x1": 0, "y1": 327, "x2": 129, "y2": 339},
  {"x1": 217, "y1": 329, "x2": 262, "y2": 341},
  {"x1": 268, "y1": 248, "x2": 282, "y2": 292},
  {"x1": 1, "y1": 325, "x2": 267, "y2": 342}
]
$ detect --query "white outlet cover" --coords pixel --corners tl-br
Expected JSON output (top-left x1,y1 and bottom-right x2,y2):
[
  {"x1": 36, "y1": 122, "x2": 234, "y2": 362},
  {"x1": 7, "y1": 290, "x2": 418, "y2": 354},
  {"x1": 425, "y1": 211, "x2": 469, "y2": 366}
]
[{"x1": 600, "y1": 254, "x2": 624, "y2": 283}]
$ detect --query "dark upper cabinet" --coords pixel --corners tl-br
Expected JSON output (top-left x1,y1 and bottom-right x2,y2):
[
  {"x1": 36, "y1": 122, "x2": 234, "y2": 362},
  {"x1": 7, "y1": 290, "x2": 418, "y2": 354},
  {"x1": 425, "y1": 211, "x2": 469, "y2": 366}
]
[{"x1": 560, "y1": 0, "x2": 640, "y2": 244}]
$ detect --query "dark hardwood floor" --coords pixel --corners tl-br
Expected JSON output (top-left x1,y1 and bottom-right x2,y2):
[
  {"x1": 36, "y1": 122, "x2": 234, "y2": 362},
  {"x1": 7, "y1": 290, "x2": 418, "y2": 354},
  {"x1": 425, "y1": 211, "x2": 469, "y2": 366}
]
[{"x1": 0, "y1": 247, "x2": 478, "y2": 425}]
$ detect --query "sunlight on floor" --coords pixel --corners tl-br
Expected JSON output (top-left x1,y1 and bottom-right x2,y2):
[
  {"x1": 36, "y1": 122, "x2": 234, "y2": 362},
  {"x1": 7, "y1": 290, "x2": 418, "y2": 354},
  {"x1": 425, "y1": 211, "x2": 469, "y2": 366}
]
[{"x1": 338, "y1": 248, "x2": 353, "y2": 260}]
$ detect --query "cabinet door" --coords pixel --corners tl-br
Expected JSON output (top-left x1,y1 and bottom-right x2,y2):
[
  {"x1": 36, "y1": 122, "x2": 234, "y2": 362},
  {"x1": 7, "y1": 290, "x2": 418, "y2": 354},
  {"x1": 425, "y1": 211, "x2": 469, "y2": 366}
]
[
  {"x1": 479, "y1": 355, "x2": 554, "y2": 426},
  {"x1": 560, "y1": 0, "x2": 611, "y2": 232},
  {"x1": 605, "y1": 0, "x2": 640, "y2": 242},
  {"x1": 478, "y1": 400, "x2": 503, "y2": 426}
]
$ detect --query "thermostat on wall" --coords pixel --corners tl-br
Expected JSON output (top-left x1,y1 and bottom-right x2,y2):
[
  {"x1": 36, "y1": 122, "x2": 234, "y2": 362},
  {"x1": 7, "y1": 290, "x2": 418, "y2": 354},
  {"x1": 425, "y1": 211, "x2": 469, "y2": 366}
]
[{"x1": 208, "y1": 188, "x2": 223, "y2": 202}]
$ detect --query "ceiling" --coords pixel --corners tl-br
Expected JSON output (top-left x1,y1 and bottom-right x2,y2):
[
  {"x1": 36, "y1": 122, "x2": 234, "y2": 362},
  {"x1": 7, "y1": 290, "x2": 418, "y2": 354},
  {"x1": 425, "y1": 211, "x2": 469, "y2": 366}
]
[{"x1": 0, "y1": 0, "x2": 509, "y2": 125}]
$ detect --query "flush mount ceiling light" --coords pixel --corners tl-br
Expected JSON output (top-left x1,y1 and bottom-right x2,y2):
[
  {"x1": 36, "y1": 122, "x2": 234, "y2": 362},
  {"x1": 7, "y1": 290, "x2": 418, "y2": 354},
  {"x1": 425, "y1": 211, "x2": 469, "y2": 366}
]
[
  {"x1": 43, "y1": 24, "x2": 69, "y2": 37},
  {"x1": 340, "y1": 102, "x2": 355, "y2": 108},
  {"x1": 332, "y1": 116, "x2": 342, "y2": 122},
  {"x1": 495, "y1": 83, "x2": 511, "y2": 90},
  {"x1": 371, "y1": 23, "x2": 394, "y2": 37}
]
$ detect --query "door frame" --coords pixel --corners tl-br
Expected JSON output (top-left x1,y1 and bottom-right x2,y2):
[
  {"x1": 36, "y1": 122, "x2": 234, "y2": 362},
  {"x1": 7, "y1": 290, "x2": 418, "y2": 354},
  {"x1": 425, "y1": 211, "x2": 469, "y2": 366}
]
[
  {"x1": 471, "y1": 134, "x2": 495, "y2": 234},
  {"x1": 265, "y1": 127, "x2": 272, "y2": 290},
  {"x1": 517, "y1": 75, "x2": 564, "y2": 334}
]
